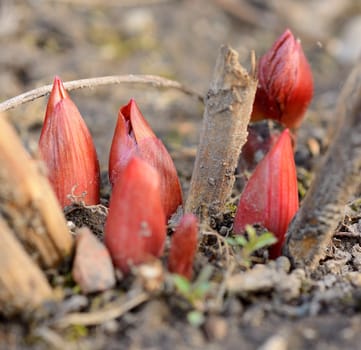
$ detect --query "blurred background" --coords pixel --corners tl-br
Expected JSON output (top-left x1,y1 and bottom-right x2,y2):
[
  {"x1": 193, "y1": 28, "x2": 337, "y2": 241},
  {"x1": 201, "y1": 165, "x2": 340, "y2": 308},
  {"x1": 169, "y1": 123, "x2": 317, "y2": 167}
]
[{"x1": 1, "y1": 0, "x2": 360, "y2": 185}]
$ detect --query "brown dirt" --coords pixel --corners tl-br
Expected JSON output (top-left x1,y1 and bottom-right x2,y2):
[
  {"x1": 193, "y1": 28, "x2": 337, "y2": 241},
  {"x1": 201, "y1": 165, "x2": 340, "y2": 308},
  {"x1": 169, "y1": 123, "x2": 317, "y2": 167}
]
[{"x1": 1, "y1": 0, "x2": 361, "y2": 349}]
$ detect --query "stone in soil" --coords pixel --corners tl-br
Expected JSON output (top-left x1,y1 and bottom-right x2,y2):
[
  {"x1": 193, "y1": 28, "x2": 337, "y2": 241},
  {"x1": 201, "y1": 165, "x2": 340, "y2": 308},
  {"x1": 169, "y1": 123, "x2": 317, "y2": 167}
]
[{"x1": 72, "y1": 226, "x2": 115, "y2": 294}]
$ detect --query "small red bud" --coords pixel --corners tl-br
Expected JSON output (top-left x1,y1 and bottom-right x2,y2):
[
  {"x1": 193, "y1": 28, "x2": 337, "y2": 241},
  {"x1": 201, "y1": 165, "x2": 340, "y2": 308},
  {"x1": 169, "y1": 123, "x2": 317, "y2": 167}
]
[
  {"x1": 168, "y1": 214, "x2": 198, "y2": 280},
  {"x1": 251, "y1": 29, "x2": 313, "y2": 129},
  {"x1": 109, "y1": 99, "x2": 183, "y2": 218},
  {"x1": 39, "y1": 76, "x2": 100, "y2": 207},
  {"x1": 240, "y1": 121, "x2": 283, "y2": 171},
  {"x1": 104, "y1": 157, "x2": 166, "y2": 274},
  {"x1": 234, "y1": 129, "x2": 299, "y2": 258}
]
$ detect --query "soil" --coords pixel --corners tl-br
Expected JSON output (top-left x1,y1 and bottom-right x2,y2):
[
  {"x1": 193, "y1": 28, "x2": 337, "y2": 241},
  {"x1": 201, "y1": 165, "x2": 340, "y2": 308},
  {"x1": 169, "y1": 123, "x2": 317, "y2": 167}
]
[{"x1": 1, "y1": 0, "x2": 361, "y2": 349}]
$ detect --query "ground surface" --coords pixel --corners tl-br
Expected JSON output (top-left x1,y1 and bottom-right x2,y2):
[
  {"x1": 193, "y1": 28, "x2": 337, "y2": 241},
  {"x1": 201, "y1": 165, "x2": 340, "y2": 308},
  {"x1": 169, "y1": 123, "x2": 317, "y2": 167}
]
[{"x1": 1, "y1": 0, "x2": 361, "y2": 349}]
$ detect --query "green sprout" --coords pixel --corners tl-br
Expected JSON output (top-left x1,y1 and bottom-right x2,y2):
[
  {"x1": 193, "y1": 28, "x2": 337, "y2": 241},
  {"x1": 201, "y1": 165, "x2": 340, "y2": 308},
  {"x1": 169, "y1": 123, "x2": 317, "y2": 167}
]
[
  {"x1": 227, "y1": 225, "x2": 277, "y2": 267},
  {"x1": 172, "y1": 265, "x2": 213, "y2": 304},
  {"x1": 187, "y1": 310, "x2": 205, "y2": 327},
  {"x1": 171, "y1": 265, "x2": 213, "y2": 327}
]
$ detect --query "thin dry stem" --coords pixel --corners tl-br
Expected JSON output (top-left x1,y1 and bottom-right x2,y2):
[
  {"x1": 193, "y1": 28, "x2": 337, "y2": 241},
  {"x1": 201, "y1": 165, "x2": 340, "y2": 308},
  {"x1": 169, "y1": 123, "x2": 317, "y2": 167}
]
[
  {"x1": 285, "y1": 61, "x2": 361, "y2": 269},
  {"x1": 33, "y1": 328, "x2": 69, "y2": 350},
  {"x1": 201, "y1": 229, "x2": 235, "y2": 311},
  {"x1": 185, "y1": 45, "x2": 257, "y2": 221},
  {"x1": 54, "y1": 291, "x2": 149, "y2": 328},
  {"x1": 0, "y1": 74, "x2": 203, "y2": 112}
]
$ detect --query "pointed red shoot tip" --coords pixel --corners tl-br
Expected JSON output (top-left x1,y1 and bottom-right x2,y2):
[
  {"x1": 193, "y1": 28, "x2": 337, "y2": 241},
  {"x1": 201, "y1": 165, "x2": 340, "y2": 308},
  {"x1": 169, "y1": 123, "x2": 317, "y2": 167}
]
[
  {"x1": 284, "y1": 28, "x2": 292, "y2": 36},
  {"x1": 119, "y1": 98, "x2": 155, "y2": 142},
  {"x1": 168, "y1": 214, "x2": 198, "y2": 280},
  {"x1": 53, "y1": 76, "x2": 68, "y2": 99},
  {"x1": 51, "y1": 76, "x2": 69, "y2": 102},
  {"x1": 234, "y1": 128, "x2": 299, "y2": 258},
  {"x1": 109, "y1": 100, "x2": 183, "y2": 218},
  {"x1": 44, "y1": 76, "x2": 70, "y2": 122},
  {"x1": 39, "y1": 77, "x2": 100, "y2": 207}
]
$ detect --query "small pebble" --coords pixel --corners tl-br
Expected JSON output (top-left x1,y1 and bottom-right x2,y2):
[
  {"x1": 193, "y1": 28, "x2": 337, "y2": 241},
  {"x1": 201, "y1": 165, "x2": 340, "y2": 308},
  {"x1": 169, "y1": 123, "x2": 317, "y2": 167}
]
[
  {"x1": 224, "y1": 297, "x2": 243, "y2": 316},
  {"x1": 257, "y1": 334, "x2": 287, "y2": 350},
  {"x1": 101, "y1": 320, "x2": 119, "y2": 334},
  {"x1": 204, "y1": 315, "x2": 228, "y2": 341},
  {"x1": 72, "y1": 227, "x2": 116, "y2": 294},
  {"x1": 275, "y1": 256, "x2": 291, "y2": 273},
  {"x1": 346, "y1": 271, "x2": 361, "y2": 287}
]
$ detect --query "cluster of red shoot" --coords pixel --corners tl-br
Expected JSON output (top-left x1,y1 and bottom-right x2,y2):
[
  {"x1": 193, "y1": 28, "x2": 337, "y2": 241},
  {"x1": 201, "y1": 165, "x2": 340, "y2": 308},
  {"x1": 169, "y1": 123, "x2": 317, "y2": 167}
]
[{"x1": 38, "y1": 28, "x2": 313, "y2": 278}]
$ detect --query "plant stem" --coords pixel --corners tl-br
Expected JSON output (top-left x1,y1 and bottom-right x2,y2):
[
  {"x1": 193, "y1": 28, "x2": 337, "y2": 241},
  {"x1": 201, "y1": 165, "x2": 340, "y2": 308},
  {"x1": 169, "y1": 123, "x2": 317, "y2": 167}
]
[
  {"x1": 0, "y1": 74, "x2": 203, "y2": 112},
  {"x1": 284, "y1": 61, "x2": 361, "y2": 269},
  {"x1": 185, "y1": 45, "x2": 257, "y2": 221}
]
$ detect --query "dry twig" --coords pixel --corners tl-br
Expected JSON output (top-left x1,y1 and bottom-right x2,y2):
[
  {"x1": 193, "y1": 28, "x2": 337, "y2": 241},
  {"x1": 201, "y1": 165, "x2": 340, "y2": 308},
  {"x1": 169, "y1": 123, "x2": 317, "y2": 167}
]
[
  {"x1": 54, "y1": 291, "x2": 149, "y2": 328},
  {"x1": 285, "y1": 61, "x2": 361, "y2": 269},
  {"x1": 185, "y1": 45, "x2": 257, "y2": 221},
  {"x1": 0, "y1": 75, "x2": 203, "y2": 113}
]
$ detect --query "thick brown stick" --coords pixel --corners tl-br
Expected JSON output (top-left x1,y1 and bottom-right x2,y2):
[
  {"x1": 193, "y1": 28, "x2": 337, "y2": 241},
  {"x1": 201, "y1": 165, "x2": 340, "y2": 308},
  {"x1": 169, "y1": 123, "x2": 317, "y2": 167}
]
[
  {"x1": 284, "y1": 61, "x2": 361, "y2": 269},
  {"x1": 0, "y1": 115, "x2": 73, "y2": 268},
  {"x1": 185, "y1": 45, "x2": 257, "y2": 220},
  {"x1": 0, "y1": 75, "x2": 203, "y2": 113},
  {"x1": 0, "y1": 216, "x2": 53, "y2": 316}
]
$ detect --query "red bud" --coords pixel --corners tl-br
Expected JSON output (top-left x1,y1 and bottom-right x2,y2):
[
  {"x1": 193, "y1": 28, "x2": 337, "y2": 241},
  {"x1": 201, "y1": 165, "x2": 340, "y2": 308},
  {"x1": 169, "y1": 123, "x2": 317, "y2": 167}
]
[
  {"x1": 168, "y1": 214, "x2": 198, "y2": 280},
  {"x1": 251, "y1": 29, "x2": 313, "y2": 129},
  {"x1": 39, "y1": 76, "x2": 100, "y2": 207},
  {"x1": 240, "y1": 122, "x2": 283, "y2": 171},
  {"x1": 109, "y1": 99, "x2": 183, "y2": 218},
  {"x1": 234, "y1": 129, "x2": 299, "y2": 258},
  {"x1": 104, "y1": 157, "x2": 166, "y2": 274}
]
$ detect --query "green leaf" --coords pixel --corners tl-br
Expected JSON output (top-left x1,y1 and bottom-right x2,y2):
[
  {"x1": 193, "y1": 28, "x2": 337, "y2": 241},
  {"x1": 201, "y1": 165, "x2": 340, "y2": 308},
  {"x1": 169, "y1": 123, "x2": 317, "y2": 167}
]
[
  {"x1": 226, "y1": 235, "x2": 247, "y2": 247},
  {"x1": 193, "y1": 281, "x2": 211, "y2": 299},
  {"x1": 194, "y1": 265, "x2": 213, "y2": 285},
  {"x1": 226, "y1": 237, "x2": 238, "y2": 246},
  {"x1": 234, "y1": 235, "x2": 248, "y2": 246},
  {"x1": 245, "y1": 225, "x2": 257, "y2": 241},
  {"x1": 172, "y1": 274, "x2": 191, "y2": 295},
  {"x1": 191, "y1": 265, "x2": 213, "y2": 299},
  {"x1": 187, "y1": 310, "x2": 205, "y2": 327},
  {"x1": 252, "y1": 232, "x2": 277, "y2": 251}
]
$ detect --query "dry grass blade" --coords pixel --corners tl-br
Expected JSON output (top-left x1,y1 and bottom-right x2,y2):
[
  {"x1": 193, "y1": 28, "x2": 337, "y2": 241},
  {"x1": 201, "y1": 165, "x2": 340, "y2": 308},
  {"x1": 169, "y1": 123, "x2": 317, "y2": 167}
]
[
  {"x1": 33, "y1": 327, "x2": 69, "y2": 350},
  {"x1": 0, "y1": 75, "x2": 203, "y2": 113},
  {"x1": 0, "y1": 115, "x2": 73, "y2": 268},
  {"x1": 54, "y1": 291, "x2": 149, "y2": 328}
]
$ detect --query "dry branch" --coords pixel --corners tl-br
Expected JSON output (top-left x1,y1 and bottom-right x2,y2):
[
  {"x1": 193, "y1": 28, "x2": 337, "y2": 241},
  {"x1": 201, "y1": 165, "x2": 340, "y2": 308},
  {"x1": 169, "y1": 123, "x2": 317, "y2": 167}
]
[
  {"x1": 55, "y1": 291, "x2": 149, "y2": 328},
  {"x1": 0, "y1": 216, "x2": 53, "y2": 316},
  {"x1": 285, "y1": 61, "x2": 361, "y2": 269},
  {"x1": 0, "y1": 75, "x2": 203, "y2": 113},
  {"x1": 185, "y1": 45, "x2": 257, "y2": 220},
  {"x1": 0, "y1": 115, "x2": 73, "y2": 268}
]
